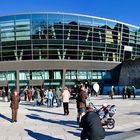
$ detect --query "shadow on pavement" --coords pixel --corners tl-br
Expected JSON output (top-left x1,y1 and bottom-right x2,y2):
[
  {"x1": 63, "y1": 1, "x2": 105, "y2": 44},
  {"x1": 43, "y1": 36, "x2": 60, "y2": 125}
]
[
  {"x1": 133, "y1": 128, "x2": 140, "y2": 132},
  {"x1": 105, "y1": 128, "x2": 140, "y2": 139},
  {"x1": 25, "y1": 129, "x2": 62, "y2": 140},
  {"x1": 26, "y1": 114, "x2": 78, "y2": 128},
  {"x1": 126, "y1": 112, "x2": 140, "y2": 115},
  {"x1": 20, "y1": 102, "x2": 33, "y2": 106},
  {"x1": 0, "y1": 113, "x2": 11, "y2": 122},
  {"x1": 26, "y1": 108, "x2": 64, "y2": 116},
  {"x1": 68, "y1": 130, "x2": 122, "y2": 139},
  {"x1": 67, "y1": 130, "x2": 81, "y2": 137},
  {"x1": 105, "y1": 131, "x2": 122, "y2": 136}
]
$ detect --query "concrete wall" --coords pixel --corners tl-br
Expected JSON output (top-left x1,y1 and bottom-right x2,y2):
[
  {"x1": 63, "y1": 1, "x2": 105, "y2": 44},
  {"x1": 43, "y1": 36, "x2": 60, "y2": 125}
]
[{"x1": 118, "y1": 60, "x2": 140, "y2": 88}]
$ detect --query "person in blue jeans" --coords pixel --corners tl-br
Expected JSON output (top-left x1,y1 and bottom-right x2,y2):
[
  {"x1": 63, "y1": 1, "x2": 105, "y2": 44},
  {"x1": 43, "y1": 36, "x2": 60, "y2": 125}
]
[{"x1": 47, "y1": 89, "x2": 53, "y2": 107}]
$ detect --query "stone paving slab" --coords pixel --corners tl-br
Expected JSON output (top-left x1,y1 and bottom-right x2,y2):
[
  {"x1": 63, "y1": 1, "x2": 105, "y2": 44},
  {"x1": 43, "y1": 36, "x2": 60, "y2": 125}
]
[{"x1": 0, "y1": 96, "x2": 140, "y2": 140}]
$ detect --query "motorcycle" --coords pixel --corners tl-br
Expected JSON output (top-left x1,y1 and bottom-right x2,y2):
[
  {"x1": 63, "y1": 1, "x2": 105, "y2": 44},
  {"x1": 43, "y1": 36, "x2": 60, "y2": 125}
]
[{"x1": 88, "y1": 102, "x2": 117, "y2": 129}]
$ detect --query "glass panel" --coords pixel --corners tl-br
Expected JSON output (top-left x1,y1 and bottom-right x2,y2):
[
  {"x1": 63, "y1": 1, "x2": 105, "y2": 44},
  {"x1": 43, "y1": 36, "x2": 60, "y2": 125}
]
[
  {"x1": 90, "y1": 71, "x2": 98, "y2": 79},
  {"x1": 54, "y1": 71, "x2": 61, "y2": 79},
  {"x1": 87, "y1": 71, "x2": 92, "y2": 79},
  {"x1": 77, "y1": 70, "x2": 87, "y2": 79},
  {"x1": 32, "y1": 17, "x2": 47, "y2": 25},
  {"x1": 1, "y1": 32, "x2": 14, "y2": 38},
  {"x1": 32, "y1": 14, "x2": 46, "y2": 19},
  {"x1": 0, "y1": 16, "x2": 15, "y2": 21},
  {"x1": 64, "y1": 14, "x2": 77, "y2": 20},
  {"x1": 16, "y1": 19, "x2": 30, "y2": 25},
  {"x1": 16, "y1": 14, "x2": 31, "y2": 19},
  {"x1": 105, "y1": 30, "x2": 114, "y2": 43},
  {"x1": 7, "y1": 72, "x2": 16, "y2": 80},
  {"x1": 19, "y1": 71, "x2": 30, "y2": 80},
  {"x1": 0, "y1": 71, "x2": 16, "y2": 80},
  {"x1": 16, "y1": 31, "x2": 30, "y2": 36},
  {"x1": 0, "y1": 73, "x2": 6, "y2": 80},
  {"x1": 16, "y1": 36, "x2": 30, "y2": 40},
  {"x1": 48, "y1": 14, "x2": 63, "y2": 19},
  {"x1": 102, "y1": 71, "x2": 111, "y2": 79},
  {"x1": 106, "y1": 21, "x2": 116, "y2": 28},
  {"x1": 1, "y1": 37, "x2": 15, "y2": 42},
  {"x1": 63, "y1": 14, "x2": 78, "y2": 24},
  {"x1": 71, "y1": 71, "x2": 76, "y2": 79},
  {"x1": 78, "y1": 16, "x2": 93, "y2": 26},
  {"x1": 65, "y1": 71, "x2": 71, "y2": 79},
  {"x1": 1, "y1": 27, "x2": 14, "y2": 31},
  {"x1": 32, "y1": 71, "x2": 44, "y2": 80},
  {"x1": 94, "y1": 18, "x2": 106, "y2": 26},
  {"x1": 0, "y1": 21, "x2": 14, "y2": 27},
  {"x1": 44, "y1": 71, "x2": 49, "y2": 79},
  {"x1": 48, "y1": 19, "x2": 62, "y2": 25},
  {"x1": 16, "y1": 25, "x2": 30, "y2": 30},
  {"x1": 128, "y1": 26, "x2": 138, "y2": 32},
  {"x1": 137, "y1": 37, "x2": 140, "y2": 45}
]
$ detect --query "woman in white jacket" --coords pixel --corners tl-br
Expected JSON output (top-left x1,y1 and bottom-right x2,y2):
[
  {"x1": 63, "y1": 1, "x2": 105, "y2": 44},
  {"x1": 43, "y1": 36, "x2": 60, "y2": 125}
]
[{"x1": 62, "y1": 86, "x2": 70, "y2": 115}]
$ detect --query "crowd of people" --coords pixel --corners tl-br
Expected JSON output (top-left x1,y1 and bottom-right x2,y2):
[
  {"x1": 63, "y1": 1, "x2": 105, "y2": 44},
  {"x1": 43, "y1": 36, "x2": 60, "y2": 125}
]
[
  {"x1": 19, "y1": 87, "x2": 63, "y2": 108},
  {"x1": 108, "y1": 85, "x2": 136, "y2": 99},
  {"x1": 0, "y1": 83, "x2": 138, "y2": 140}
]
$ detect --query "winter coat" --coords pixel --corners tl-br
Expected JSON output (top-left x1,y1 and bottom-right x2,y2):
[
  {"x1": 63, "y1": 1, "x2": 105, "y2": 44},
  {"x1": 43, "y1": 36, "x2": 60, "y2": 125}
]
[
  {"x1": 77, "y1": 90, "x2": 87, "y2": 109},
  {"x1": 10, "y1": 95, "x2": 20, "y2": 109},
  {"x1": 62, "y1": 89, "x2": 70, "y2": 103},
  {"x1": 80, "y1": 111, "x2": 105, "y2": 140}
]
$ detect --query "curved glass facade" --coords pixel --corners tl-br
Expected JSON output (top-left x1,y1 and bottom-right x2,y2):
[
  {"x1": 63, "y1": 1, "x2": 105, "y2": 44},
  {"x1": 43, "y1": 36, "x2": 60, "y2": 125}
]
[
  {"x1": 0, "y1": 12, "x2": 139, "y2": 62},
  {"x1": 0, "y1": 12, "x2": 139, "y2": 90}
]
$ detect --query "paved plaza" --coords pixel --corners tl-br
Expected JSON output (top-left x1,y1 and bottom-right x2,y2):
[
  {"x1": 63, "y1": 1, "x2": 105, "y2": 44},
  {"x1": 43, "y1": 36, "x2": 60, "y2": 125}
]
[{"x1": 0, "y1": 95, "x2": 140, "y2": 140}]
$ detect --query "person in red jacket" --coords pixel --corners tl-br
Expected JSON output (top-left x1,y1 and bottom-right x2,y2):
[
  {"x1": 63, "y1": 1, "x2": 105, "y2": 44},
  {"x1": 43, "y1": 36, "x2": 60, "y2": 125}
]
[{"x1": 10, "y1": 89, "x2": 20, "y2": 123}]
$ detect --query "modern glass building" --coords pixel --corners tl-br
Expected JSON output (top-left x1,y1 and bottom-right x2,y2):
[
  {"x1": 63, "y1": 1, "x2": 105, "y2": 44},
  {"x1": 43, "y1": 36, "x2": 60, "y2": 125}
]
[{"x1": 0, "y1": 12, "x2": 140, "y2": 91}]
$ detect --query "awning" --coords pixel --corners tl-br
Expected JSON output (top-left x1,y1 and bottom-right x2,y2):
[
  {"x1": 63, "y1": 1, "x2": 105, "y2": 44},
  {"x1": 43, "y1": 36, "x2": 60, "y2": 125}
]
[
  {"x1": 0, "y1": 81, "x2": 8, "y2": 87},
  {"x1": 29, "y1": 80, "x2": 43, "y2": 86}
]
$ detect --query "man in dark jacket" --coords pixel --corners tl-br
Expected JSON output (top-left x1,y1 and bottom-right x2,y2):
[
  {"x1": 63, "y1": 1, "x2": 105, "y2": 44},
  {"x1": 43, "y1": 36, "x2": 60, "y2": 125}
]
[
  {"x1": 10, "y1": 89, "x2": 20, "y2": 123},
  {"x1": 80, "y1": 106, "x2": 105, "y2": 140},
  {"x1": 76, "y1": 84, "x2": 88, "y2": 124}
]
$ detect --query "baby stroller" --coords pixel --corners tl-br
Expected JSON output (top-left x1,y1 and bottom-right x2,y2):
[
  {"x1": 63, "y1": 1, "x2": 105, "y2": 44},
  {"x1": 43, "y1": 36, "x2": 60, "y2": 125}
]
[{"x1": 89, "y1": 102, "x2": 117, "y2": 129}]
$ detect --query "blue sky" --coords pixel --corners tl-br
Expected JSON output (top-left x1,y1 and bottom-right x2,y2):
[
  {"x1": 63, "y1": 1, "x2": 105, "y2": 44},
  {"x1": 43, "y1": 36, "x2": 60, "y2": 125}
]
[{"x1": 0, "y1": 0, "x2": 140, "y2": 26}]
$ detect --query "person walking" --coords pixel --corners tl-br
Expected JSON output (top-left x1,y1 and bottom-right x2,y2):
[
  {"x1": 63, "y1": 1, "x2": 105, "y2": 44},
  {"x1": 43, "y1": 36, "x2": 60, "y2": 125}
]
[
  {"x1": 62, "y1": 86, "x2": 70, "y2": 115},
  {"x1": 10, "y1": 89, "x2": 20, "y2": 123},
  {"x1": 80, "y1": 106, "x2": 105, "y2": 140},
  {"x1": 76, "y1": 84, "x2": 88, "y2": 124},
  {"x1": 122, "y1": 86, "x2": 127, "y2": 99},
  {"x1": 56, "y1": 88, "x2": 62, "y2": 107},
  {"x1": 39, "y1": 88, "x2": 44, "y2": 106},
  {"x1": 109, "y1": 86, "x2": 114, "y2": 99},
  {"x1": 33, "y1": 87, "x2": 39, "y2": 106},
  {"x1": 7, "y1": 89, "x2": 11, "y2": 102},
  {"x1": 2, "y1": 87, "x2": 6, "y2": 102},
  {"x1": 47, "y1": 89, "x2": 53, "y2": 107},
  {"x1": 132, "y1": 86, "x2": 136, "y2": 99},
  {"x1": 52, "y1": 89, "x2": 57, "y2": 107},
  {"x1": 27, "y1": 88, "x2": 31, "y2": 101}
]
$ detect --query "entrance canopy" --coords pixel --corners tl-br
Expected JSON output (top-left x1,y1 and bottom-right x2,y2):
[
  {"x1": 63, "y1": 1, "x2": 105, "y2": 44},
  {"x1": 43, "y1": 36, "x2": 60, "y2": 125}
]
[
  {"x1": 29, "y1": 80, "x2": 43, "y2": 86},
  {"x1": 0, "y1": 81, "x2": 8, "y2": 87}
]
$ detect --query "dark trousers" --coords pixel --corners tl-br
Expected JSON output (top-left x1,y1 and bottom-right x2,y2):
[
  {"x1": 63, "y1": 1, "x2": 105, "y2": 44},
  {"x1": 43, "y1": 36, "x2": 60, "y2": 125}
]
[
  {"x1": 122, "y1": 94, "x2": 127, "y2": 99},
  {"x1": 63, "y1": 102, "x2": 69, "y2": 115},
  {"x1": 12, "y1": 109, "x2": 18, "y2": 121},
  {"x1": 80, "y1": 131, "x2": 87, "y2": 140}
]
